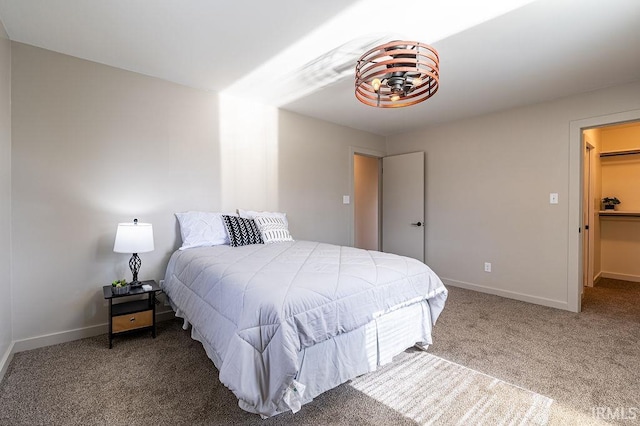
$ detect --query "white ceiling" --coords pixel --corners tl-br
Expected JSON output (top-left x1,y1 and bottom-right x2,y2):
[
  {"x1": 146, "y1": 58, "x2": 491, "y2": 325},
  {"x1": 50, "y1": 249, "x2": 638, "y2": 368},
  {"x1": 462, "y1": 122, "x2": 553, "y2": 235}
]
[{"x1": 1, "y1": 0, "x2": 639, "y2": 136}]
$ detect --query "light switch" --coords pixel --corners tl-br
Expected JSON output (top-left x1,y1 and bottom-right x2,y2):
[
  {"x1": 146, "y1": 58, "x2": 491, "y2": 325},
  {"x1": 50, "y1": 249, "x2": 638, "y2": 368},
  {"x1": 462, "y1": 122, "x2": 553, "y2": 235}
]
[
  {"x1": 343, "y1": 195, "x2": 350, "y2": 204},
  {"x1": 550, "y1": 193, "x2": 558, "y2": 204}
]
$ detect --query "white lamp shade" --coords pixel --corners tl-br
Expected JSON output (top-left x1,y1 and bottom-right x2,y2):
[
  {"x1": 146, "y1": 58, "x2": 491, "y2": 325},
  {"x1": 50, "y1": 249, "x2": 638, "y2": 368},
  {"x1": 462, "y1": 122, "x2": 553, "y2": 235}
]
[{"x1": 113, "y1": 222, "x2": 154, "y2": 253}]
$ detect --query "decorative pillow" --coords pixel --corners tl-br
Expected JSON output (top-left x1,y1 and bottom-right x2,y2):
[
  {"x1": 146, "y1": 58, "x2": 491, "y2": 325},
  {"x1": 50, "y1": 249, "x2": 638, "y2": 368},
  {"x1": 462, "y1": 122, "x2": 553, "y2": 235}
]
[
  {"x1": 238, "y1": 209, "x2": 288, "y2": 227},
  {"x1": 175, "y1": 211, "x2": 235, "y2": 250},
  {"x1": 254, "y1": 215, "x2": 294, "y2": 244},
  {"x1": 222, "y1": 215, "x2": 264, "y2": 247}
]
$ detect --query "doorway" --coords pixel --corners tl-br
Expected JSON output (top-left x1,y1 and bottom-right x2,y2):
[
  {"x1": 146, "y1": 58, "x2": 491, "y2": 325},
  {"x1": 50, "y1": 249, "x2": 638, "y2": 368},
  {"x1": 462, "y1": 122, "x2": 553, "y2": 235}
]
[
  {"x1": 582, "y1": 120, "x2": 640, "y2": 292},
  {"x1": 353, "y1": 153, "x2": 381, "y2": 251},
  {"x1": 350, "y1": 147, "x2": 385, "y2": 250},
  {"x1": 570, "y1": 109, "x2": 640, "y2": 312},
  {"x1": 351, "y1": 149, "x2": 426, "y2": 261}
]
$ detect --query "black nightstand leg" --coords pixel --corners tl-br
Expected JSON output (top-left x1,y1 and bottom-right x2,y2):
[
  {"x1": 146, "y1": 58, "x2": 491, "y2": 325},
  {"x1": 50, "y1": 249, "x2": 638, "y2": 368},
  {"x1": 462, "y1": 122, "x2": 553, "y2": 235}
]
[
  {"x1": 108, "y1": 299, "x2": 113, "y2": 349},
  {"x1": 151, "y1": 291, "x2": 157, "y2": 338}
]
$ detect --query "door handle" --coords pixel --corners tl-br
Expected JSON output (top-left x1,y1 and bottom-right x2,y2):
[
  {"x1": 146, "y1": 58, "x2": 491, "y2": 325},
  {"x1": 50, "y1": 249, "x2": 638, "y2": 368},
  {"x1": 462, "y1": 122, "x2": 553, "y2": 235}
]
[{"x1": 411, "y1": 221, "x2": 423, "y2": 227}]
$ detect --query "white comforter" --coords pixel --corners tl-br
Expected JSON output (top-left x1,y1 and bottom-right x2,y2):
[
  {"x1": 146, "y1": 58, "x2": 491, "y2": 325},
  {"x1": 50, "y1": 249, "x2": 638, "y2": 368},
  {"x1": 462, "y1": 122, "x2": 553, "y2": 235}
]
[{"x1": 162, "y1": 240, "x2": 447, "y2": 417}]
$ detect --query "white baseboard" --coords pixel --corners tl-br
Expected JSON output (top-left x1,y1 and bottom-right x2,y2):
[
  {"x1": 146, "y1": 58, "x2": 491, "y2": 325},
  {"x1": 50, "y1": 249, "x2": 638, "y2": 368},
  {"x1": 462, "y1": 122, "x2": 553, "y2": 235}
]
[
  {"x1": 600, "y1": 272, "x2": 640, "y2": 283},
  {"x1": 442, "y1": 278, "x2": 569, "y2": 311},
  {"x1": 594, "y1": 271, "x2": 602, "y2": 285},
  {"x1": 0, "y1": 342, "x2": 15, "y2": 384},
  {"x1": 12, "y1": 323, "x2": 111, "y2": 354},
  {"x1": 5, "y1": 310, "x2": 176, "y2": 366}
]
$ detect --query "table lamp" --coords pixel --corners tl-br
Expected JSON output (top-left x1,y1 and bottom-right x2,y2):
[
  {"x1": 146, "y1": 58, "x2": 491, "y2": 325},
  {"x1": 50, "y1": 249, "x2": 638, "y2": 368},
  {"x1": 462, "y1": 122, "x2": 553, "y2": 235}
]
[{"x1": 113, "y1": 218, "x2": 154, "y2": 287}]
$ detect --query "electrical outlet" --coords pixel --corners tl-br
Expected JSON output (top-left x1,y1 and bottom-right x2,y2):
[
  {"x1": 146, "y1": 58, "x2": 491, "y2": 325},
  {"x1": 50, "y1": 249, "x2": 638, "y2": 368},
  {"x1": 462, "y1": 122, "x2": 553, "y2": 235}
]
[{"x1": 484, "y1": 262, "x2": 492, "y2": 272}]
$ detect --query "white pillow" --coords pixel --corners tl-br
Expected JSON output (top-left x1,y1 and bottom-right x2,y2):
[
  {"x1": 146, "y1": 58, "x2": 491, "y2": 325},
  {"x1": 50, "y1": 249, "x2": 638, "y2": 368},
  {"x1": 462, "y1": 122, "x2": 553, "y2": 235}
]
[
  {"x1": 253, "y1": 214, "x2": 294, "y2": 244},
  {"x1": 238, "y1": 209, "x2": 288, "y2": 227},
  {"x1": 175, "y1": 211, "x2": 235, "y2": 250}
]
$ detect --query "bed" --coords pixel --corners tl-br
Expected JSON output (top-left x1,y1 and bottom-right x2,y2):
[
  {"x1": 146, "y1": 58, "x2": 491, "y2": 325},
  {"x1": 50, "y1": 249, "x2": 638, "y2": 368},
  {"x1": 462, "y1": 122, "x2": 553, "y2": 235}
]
[{"x1": 162, "y1": 239, "x2": 447, "y2": 417}]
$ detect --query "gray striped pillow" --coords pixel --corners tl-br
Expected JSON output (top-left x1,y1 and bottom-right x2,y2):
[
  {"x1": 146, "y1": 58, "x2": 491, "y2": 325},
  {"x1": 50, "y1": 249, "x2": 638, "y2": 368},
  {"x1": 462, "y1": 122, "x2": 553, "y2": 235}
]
[{"x1": 254, "y1": 215, "x2": 294, "y2": 244}]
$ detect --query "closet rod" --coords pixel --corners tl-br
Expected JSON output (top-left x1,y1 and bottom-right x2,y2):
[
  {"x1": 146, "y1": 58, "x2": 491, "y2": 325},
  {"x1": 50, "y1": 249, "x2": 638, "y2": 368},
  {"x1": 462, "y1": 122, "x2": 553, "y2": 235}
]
[{"x1": 600, "y1": 149, "x2": 640, "y2": 157}]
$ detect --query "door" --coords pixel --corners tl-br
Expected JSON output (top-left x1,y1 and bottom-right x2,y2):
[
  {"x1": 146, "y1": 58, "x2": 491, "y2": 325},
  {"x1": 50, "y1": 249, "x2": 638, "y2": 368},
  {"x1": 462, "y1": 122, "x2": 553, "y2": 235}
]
[
  {"x1": 582, "y1": 140, "x2": 595, "y2": 288},
  {"x1": 382, "y1": 152, "x2": 425, "y2": 261}
]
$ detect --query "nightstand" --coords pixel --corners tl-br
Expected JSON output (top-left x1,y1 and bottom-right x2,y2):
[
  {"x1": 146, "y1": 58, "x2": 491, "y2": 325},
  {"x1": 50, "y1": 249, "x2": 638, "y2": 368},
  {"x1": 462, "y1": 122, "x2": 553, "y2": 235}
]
[{"x1": 102, "y1": 280, "x2": 160, "y2": 348}]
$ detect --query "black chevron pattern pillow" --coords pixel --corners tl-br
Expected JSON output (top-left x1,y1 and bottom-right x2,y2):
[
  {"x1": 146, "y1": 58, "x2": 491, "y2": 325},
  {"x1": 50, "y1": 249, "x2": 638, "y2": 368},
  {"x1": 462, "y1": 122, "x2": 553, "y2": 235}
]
[{"x1": 222, "y1": 215, "x2": 264, "y2": 247}]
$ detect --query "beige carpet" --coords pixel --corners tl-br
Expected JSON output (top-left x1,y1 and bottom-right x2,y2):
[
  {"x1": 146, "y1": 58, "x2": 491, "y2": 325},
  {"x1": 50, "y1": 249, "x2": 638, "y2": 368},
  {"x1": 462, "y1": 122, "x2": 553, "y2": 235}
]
[
  {"x1": 429, "y1": 278, "x2": 640, "y2": 426},
  {"x1": 0, "y1": 278, "x2": 637, "y2": 425},
  {"x1": 350, "y1": 350, "x2": 555, "y2": 425}
]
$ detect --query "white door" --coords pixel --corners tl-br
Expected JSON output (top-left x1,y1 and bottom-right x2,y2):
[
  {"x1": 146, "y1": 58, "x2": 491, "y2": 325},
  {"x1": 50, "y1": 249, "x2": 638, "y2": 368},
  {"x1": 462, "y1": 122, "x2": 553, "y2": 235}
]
[
  {"x1": 382, "y1": 152, "x2": 425, "y2": 261},
  {"x1": 582, "y1": 141, "x2": 595, "y2": 288}
]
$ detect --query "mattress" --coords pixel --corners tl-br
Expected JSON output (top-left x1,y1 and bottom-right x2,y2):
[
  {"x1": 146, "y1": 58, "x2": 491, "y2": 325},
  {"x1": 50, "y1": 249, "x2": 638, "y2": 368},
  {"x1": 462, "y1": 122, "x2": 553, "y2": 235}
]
[{"x1": 162, "y1": 240, "x2": 447, "y2": 417}]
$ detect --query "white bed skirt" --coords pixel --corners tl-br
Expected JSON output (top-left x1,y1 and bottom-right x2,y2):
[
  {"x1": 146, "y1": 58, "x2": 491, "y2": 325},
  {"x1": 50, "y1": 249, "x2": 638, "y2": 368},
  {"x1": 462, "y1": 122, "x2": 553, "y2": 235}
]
[{"x1": 171, "y1": 298, "x2": 433, "y2": 415}]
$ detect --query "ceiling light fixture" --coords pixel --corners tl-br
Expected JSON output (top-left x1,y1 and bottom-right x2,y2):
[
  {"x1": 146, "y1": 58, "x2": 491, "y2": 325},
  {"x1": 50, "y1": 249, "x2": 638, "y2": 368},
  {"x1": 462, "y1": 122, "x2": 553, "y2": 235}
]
[{"x1": 355, "y1": 40, "x2": 440, "y2": 108}]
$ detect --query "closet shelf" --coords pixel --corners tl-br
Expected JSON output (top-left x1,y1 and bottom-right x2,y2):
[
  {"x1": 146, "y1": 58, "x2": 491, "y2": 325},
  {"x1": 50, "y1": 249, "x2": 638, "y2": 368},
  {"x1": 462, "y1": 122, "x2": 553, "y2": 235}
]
[
  {"x1": 599, "y1": 211, "x2": 640, "y2": 217},
  {"x1": 600, "y1": 149, "x2": 640, "y2": 157}
]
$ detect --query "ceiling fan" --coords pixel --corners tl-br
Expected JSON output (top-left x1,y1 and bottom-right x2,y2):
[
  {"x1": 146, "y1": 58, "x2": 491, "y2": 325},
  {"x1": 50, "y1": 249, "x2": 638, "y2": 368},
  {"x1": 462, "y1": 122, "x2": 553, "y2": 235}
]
[{"x1": 355, "y1": 40, "x2": 440, "y2": 108}]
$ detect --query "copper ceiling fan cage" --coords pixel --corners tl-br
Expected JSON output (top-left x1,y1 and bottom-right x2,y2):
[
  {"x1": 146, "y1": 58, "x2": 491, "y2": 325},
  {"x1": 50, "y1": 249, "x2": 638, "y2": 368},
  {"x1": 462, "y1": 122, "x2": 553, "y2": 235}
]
[{"x1": 355, "y1": 40, "x2": 440, "y2": 108}]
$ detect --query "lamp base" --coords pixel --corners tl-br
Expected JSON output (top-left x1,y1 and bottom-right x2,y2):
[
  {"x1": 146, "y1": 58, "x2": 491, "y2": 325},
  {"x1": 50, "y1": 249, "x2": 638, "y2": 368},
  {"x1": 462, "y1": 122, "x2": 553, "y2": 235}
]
[{"x1": 129, "y1": 253, "x2": 142, "y2": 287}]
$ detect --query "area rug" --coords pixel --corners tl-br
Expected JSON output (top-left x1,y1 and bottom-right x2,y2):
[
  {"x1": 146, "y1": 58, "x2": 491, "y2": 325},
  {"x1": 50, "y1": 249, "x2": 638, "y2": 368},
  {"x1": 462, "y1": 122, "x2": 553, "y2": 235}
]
[{"x1": 349, "y1": 350, "x2": 554, "y2": 425}]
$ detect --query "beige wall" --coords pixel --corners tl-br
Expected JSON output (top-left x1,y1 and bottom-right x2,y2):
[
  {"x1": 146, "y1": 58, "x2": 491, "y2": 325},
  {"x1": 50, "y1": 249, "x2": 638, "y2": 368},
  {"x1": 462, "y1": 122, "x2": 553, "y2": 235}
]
[
  {"x1": 0, "y1": 19, "x2": 12, "y2": 364},
  {"x1": 354, "y1": 154, "x2": 380, "y2": 250},
  {"x1": 11, "y1": 42, "x2": 222, "y2": 340},
  {"x1": 599, "y1": 123, "x2": 640, "y2": 281},
  {"x1": 9, "y1": 43, "x2": 385, "y2": 344},
  {"x1": 600, "y1": 217, "x2": 640, "y2": 281},
  {"x1": 600, "y1": 124, "x2": 640, "y2": 210},
  {"x1": 386, "y1": 81, "x2": 640, "y2": 309},
  {"x1": 601, "y1": 123, "x2": 640, "y2": 152},
  {"x1": 278, "y1": 111, "x2": 385, "y2": 245}
]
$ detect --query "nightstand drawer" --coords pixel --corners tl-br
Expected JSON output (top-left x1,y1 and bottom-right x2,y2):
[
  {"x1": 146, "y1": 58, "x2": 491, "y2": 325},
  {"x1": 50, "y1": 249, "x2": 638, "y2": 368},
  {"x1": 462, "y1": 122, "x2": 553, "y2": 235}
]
[{"x1": 112, "y1": 310, "x2": 153, "y2": 333}]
